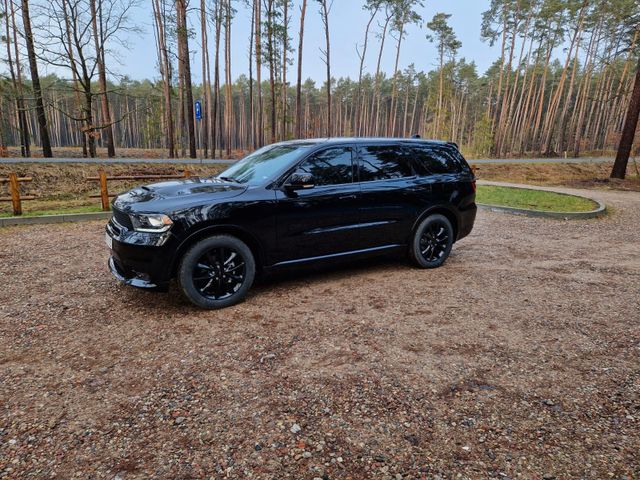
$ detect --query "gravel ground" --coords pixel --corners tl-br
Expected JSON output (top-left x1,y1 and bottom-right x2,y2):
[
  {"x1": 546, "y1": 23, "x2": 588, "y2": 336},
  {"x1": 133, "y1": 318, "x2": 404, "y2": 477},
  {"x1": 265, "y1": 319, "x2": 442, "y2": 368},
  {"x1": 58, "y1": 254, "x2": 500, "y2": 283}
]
[{"x1": 1, "y1": 185, "x2": 639, "y2": 479}]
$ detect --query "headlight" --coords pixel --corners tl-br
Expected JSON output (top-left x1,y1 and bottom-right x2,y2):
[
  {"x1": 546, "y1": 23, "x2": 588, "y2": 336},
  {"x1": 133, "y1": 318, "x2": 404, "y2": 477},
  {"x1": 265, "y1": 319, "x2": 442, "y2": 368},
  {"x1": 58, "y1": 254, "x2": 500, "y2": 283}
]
[{"x1": 130, "y1": 213, "x2": 173, "y2": 233}]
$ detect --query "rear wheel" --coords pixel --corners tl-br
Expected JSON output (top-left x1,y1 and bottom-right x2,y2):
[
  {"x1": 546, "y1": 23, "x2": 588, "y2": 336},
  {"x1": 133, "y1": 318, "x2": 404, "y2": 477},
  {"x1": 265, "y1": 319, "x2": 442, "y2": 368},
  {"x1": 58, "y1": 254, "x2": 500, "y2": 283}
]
[
  {"x1": 410, "y1": 214, "x2": 454, "y2": 269},
  {"x1": 177, "y1": 235, "x2": 256, "y2": 309}
]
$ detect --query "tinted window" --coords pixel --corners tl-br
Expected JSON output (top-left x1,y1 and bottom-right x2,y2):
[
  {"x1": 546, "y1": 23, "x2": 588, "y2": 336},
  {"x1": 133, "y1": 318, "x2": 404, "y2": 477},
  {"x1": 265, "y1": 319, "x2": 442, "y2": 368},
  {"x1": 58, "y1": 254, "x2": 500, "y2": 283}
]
[
  {"x1": 408, "y1": 145, "x2": 462, "y2": 175},
  {"x1": 358, "y1": 145, "x2": 414, "y2": 181},
  {"x1": 296, "y1": 147, "x2": 353, "y2": 186}
]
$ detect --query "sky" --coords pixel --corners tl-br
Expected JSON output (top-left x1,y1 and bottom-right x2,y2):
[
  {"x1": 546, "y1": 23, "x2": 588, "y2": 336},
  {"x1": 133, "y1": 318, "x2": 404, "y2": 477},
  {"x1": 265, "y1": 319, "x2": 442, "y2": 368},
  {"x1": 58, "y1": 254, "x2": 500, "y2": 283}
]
[{"x1": 43, "y1": 0, "x2": 497, "y2": 84}]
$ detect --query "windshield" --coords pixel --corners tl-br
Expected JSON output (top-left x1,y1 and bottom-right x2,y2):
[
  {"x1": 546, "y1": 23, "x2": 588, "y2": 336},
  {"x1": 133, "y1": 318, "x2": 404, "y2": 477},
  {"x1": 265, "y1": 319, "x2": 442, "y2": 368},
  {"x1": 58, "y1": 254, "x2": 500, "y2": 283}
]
[{"x1": 218, "y1": 144, "x2": 315, "y2": 185}]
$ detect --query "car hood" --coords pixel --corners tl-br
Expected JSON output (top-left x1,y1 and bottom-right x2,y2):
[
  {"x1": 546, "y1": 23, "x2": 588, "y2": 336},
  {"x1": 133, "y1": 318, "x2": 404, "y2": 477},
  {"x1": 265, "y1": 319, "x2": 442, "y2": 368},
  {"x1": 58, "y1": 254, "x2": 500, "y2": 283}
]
[{"x1": 113, "y1": 177, "x2": 247, "y2": 213}]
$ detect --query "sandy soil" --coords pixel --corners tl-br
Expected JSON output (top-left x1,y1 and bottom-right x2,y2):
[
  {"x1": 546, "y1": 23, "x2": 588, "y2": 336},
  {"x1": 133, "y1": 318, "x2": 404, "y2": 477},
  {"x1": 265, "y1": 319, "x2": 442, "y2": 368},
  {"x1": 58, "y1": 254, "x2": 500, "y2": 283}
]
[{"x1": 0, "y1": 186, "x2": 639, "y2": 479}]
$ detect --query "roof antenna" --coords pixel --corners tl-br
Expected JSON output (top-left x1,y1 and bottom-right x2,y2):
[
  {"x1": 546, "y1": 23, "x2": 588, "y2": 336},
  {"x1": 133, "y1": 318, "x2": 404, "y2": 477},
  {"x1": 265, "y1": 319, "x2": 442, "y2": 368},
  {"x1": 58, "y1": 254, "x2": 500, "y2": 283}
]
[{"x1": 411, "y1": 134, "x2": 421, "y2": 139}]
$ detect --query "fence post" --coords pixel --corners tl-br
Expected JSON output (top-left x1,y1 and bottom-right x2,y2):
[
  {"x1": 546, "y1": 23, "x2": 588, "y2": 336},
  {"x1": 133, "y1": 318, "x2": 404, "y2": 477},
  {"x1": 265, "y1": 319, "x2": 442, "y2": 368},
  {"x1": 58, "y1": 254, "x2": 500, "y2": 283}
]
[
  {"x1": 99, "y1": 170, "x2": 110, "y2": 211},
  {"x1": 9, "y1": 172, "x2": 22, "y2": 216}
]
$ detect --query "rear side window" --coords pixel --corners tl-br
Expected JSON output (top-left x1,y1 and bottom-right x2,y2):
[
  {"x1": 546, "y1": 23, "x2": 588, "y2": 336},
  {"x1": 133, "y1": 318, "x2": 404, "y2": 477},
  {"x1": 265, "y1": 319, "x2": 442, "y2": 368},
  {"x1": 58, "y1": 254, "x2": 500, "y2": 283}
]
[
  {"x1": 358, "y1": 145, "x2": 414, "y2": 181},
  {"x1": 296, "y1": 147, "x2": 354, "y2": 186},
  {"x1": 408, "y1": 145, "x2": 463, "y2": 175}
]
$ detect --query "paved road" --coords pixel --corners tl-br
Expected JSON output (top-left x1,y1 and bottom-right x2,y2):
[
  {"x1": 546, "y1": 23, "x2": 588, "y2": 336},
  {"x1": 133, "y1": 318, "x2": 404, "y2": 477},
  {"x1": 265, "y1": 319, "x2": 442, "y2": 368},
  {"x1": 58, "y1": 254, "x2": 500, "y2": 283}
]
[
  {"x1": 469, "y1": 156, "x2": 612, "y2": 164},
  {"x1": 0, "y1": 156, "x2": 614, "y2": 165}
]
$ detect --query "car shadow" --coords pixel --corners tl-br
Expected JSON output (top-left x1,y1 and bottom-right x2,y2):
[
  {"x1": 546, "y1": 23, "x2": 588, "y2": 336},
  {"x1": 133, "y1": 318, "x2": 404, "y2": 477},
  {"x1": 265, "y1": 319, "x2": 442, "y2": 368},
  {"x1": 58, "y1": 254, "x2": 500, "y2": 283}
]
[{"x1": 251, "y1": 252, "x2": 412, "y2": 291}]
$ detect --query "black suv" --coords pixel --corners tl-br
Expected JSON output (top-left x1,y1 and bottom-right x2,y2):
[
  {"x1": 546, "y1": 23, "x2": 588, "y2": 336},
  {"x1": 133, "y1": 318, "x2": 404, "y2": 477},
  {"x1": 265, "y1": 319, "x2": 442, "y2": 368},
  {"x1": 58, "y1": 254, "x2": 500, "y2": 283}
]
[{"x1": 106, "y1": 138, "x2": 477, "y2": 309}]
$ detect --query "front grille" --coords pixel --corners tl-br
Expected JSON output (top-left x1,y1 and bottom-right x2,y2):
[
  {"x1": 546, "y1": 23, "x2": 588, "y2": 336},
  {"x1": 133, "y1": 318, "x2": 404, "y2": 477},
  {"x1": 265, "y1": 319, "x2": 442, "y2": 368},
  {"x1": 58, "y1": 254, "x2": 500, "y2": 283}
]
[{"x1": 112, "y1": 207, "x2": 133, "y2": 230}]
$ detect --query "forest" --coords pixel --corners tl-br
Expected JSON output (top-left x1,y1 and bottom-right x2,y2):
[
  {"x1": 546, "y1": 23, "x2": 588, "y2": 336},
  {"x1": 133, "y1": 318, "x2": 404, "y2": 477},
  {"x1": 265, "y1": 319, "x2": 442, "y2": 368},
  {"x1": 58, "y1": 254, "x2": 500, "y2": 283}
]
[{"x1": 0, "y1": 0, "x2": 639, "y2": 166}]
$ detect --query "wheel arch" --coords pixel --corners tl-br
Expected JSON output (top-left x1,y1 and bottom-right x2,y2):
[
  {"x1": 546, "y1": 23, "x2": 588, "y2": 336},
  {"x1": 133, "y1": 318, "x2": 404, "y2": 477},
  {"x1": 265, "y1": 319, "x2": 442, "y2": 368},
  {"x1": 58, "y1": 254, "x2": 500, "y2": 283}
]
[
  {"x1": 171, "y1": 224, "x2": 264, "y2": 278},
  {"x1": 412, "y1": 206, "x2": 460, "y2": 242}
]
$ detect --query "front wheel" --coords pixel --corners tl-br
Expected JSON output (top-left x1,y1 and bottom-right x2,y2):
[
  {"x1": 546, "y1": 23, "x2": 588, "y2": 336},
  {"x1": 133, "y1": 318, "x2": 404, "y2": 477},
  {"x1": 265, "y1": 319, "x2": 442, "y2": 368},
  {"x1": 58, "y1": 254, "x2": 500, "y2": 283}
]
[
  {"x1": 410, "y1": 214, "x2": 454, "y2": 269},
  {"x1": 177, "y1": 235, "x2": 256, "y2": 309}
]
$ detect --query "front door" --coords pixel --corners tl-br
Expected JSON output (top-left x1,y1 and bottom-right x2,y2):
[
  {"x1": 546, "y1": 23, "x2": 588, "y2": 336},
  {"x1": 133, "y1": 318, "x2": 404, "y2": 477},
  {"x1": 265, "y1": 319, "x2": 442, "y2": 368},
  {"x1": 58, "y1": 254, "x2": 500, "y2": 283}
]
[{"x1": 274, "y1": 146, "x2": 362, "y2": 264}]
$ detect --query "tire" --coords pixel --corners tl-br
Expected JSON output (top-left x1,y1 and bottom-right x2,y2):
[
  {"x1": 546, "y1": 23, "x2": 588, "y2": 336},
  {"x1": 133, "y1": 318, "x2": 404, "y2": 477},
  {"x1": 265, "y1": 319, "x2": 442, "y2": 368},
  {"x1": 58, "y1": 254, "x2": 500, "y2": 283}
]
[
  {"x1": 410, "y1": 214, "x2": 454, "y2": 269},
  {"x1": 177, "y1": 234, "x2": 256, "y2": 309}
]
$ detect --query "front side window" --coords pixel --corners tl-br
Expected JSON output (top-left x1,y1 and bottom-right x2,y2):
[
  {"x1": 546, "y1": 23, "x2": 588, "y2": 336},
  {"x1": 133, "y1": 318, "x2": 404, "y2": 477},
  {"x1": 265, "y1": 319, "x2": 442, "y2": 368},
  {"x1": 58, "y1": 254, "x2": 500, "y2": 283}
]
[
  {"x1": 296, "y1": 147, "x2": 354, "y2": 186},
  {"x1": 358, "y1": 145, "x2": 414, "y2": 181}
]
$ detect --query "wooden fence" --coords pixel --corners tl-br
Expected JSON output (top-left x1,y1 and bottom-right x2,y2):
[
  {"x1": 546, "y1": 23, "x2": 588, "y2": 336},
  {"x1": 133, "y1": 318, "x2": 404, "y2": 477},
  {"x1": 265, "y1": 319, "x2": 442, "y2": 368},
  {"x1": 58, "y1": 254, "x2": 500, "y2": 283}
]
[
  {"x1": 86, "y1": 169, "x2": 192, "y2": 211},
  {"x1": 0, "y1": 173, "x2": 34, "y2": 216}
]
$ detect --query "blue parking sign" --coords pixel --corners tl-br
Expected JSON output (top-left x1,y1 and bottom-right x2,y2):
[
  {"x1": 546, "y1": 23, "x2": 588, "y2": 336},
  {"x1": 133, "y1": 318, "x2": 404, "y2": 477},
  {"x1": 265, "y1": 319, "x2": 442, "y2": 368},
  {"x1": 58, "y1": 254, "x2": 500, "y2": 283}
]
[{"x1": 195, "y1": 101, "x2": 202, "y2": 120}]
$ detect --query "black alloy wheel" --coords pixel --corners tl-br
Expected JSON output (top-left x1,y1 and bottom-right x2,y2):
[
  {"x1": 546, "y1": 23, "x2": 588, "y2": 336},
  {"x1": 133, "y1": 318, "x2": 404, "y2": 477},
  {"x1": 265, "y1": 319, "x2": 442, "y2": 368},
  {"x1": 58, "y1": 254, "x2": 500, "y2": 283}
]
[
  {"x1": 192, "y1": 247, "x2": 247, "y2": 300},
  {"x1": 178, "y1": 235, "x2": 256, "y2": 309},
  {"x1": 410, "y1": 214, "x2": 454, "y2": 269}
]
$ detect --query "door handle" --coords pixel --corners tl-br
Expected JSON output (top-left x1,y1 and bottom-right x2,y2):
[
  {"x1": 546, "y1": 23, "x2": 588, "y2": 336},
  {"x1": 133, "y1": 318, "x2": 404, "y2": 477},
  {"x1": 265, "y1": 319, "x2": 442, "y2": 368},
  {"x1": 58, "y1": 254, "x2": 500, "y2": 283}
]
[{"x1": 338, "y1": 194, "x2": 357, "y2": 200}]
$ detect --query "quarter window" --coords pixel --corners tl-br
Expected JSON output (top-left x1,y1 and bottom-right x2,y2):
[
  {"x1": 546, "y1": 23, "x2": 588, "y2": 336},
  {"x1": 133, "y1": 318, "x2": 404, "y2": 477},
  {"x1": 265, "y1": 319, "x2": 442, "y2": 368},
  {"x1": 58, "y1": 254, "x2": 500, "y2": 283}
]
[
  {"x1": 409, "y1": 146, "x2": 462, "y2": 175},
  {"x1": 358, "y1": 145, "x2": 414, "y2": 181},
  {"x1": 296, "y1": 147, "x2": 354, "y2": 186}
]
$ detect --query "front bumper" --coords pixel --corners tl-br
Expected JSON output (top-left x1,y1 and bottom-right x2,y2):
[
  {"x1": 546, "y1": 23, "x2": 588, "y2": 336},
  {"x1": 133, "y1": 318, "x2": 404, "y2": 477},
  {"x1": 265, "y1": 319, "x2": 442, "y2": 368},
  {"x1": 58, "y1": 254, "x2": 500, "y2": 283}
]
[
  {"x1": 105, "y1": 218, "x2": 175, "y2": 289},
  {"x1": 108, "y1": 256, "x2": 160, "y2": 289}
]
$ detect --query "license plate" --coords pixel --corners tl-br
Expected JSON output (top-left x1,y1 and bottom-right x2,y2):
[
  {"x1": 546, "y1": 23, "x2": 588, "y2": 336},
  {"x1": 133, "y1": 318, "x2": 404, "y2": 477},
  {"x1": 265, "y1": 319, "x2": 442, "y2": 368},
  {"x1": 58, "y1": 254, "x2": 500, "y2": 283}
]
[{"x1": 105, "y1": 232, "x2": 113, "y2": 250}]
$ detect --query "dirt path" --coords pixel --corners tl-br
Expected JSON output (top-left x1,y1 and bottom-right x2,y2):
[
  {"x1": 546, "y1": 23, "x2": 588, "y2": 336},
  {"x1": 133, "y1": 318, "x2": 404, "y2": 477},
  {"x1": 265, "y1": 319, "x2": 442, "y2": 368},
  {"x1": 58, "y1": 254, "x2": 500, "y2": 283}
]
[{"x1": 1, "y1": 187, "x2": 639, "y2": 479}]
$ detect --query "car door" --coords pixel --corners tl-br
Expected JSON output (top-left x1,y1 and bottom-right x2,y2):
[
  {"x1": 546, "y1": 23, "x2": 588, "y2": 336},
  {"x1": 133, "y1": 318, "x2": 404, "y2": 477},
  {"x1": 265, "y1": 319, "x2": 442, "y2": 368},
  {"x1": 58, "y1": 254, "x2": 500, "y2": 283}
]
[
  {"x1": 273, "y1": 146, "x2": 362, "y2": 264},
  {"x1": 356, "y1": 143, "x2": 424, "y2": 248}
]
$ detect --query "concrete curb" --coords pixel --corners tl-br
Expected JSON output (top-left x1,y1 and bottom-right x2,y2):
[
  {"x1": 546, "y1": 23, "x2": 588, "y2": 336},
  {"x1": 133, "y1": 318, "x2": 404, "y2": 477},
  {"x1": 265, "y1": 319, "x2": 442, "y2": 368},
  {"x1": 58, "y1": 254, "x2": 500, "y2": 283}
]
[
  {"x1": 477, "y1": 183, "x2": 607, "y2": 220},
  {"x1": 0, "y1": 211, "x2": 112, "y2": 227}
]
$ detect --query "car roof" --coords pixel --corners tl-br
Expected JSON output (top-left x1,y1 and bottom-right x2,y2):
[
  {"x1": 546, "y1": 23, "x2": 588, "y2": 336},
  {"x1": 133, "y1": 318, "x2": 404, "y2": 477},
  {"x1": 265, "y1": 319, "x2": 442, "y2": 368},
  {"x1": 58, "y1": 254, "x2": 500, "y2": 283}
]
[{"x1": 276, "y1": 137, "x2": 456, "y2": 148}]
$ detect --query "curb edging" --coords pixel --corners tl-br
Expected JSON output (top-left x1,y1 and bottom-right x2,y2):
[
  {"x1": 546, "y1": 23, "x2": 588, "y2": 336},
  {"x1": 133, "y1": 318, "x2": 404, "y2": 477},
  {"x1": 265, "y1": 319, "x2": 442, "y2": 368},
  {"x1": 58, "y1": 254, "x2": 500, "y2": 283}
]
[
  {"x1": 476, "y1": 183, "x2": 607, "y2": 220},
  {"x1": 477, "y1": 202, "x2": 607, "y2": 219},
  {"x1": 0, "y1": 211, "x2": 112, "y2": 227}
]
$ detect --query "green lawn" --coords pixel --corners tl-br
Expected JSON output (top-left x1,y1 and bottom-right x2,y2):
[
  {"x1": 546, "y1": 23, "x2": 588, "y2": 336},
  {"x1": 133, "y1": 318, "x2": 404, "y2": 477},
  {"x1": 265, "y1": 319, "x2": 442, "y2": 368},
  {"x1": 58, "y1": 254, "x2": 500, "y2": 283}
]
[
  {"x1": 0, "y1": 204, "x2": 104, "y2": 218},
  {"x1": 476, "y1": 185, "x2": 598, "y2": 212}
]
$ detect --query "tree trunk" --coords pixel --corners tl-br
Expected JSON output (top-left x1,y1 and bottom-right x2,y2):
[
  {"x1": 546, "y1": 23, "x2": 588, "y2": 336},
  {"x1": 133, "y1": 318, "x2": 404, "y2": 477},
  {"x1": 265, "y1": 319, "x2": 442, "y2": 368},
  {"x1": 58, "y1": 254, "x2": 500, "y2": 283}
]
[
  {"x1": 224, "y1": 0, "x2": 232, "y2": 157},
  {"x1": 4, "y1": 0, "x2": 30, "y2": 157},
  {"x1": 255, "y1": 0, "x2": 263, "y2": 147},
  {"x1": 248, "y1": 0, "x2": 255, "y2": 148},
  {"x1": 152, "y1": 0, "x2": 175, "y2": 157},
  {"x1": 212, "y1": 0, "x2": 222, "y2": 157},
  {"x1": 281, "y1": 0, "x2": 288, "y2": 141},
  {"x1": 201, "y1": 0, "x2": 210, "y2": 157},
  {"x1": 176, "y1": 0, "x2": 197, "y2": 158},
  {"x1": 387, "y1": 19, "x2": 405, "y2": 137},
  {"x1": 21, "y1": 0, "x2": 53, "y2": 157},
  {"x1": 266, "y1": 0, "x2": 276, "y2": 143},
  {"x1": 295, "y1": 0, "x2": 307, "y2": 139},
  {"x1": 355, "y1": 5, "x2": 378, "y2": 136},
  {"x1": 611, "y1": 58, "x2": 640, "y2": 179},
  {"x1": 90, "y1": 0, "x2": 115, "y2": 157},
  {"x1": 319, "y1": 0, "x2": 331, "y2": 137}
]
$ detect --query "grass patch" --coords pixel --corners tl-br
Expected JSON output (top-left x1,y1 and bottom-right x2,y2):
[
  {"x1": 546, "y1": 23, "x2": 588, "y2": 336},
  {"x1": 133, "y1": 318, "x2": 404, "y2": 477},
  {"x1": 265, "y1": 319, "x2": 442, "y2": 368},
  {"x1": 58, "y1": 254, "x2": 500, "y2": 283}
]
[
  {"x1": 0, "y1": 204, "x2": 104, "y2": 218},
  {"x1": 476, "y1": 185, "x2": 598, "y2": 212}
]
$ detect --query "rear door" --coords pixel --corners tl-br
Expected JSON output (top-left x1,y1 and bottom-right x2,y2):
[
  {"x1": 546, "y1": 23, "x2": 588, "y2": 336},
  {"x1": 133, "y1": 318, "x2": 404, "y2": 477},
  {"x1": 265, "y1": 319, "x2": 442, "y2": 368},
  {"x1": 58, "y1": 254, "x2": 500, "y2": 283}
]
[
  {"x1": 274, "y1": 146, "x2": 362, "y2": 263},
  {"x1": 356, "y1": 143, "x2": 423, "y2": 248}
]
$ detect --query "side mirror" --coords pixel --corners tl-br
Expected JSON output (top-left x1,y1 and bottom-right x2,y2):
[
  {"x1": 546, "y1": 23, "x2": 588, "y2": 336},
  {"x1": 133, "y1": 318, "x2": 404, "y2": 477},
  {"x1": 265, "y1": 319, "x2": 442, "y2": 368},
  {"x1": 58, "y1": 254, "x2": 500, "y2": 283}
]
[{"x1": 285, "y1": 172, "x2": 315, "y2": 191}]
